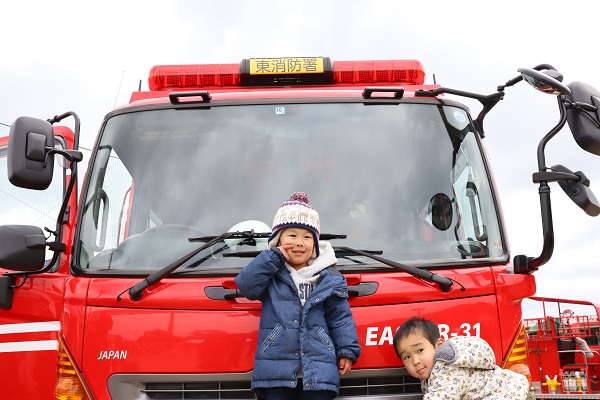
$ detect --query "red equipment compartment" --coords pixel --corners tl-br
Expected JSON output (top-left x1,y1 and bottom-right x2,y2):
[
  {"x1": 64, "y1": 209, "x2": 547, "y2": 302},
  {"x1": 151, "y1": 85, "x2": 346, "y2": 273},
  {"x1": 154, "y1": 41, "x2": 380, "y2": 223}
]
[{"x1": 525, "y1": 296, "x2": 600, "y2": 398}]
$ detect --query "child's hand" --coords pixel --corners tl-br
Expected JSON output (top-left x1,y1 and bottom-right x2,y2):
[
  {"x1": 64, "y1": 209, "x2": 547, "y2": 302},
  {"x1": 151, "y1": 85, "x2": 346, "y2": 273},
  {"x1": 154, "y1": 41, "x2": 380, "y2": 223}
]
[
  {"x1": 277, "y1": 244, "x2": 294, "y2": 262},
  {"x1": 338, "y1": 357, "x2": 353, "y2": 375}
]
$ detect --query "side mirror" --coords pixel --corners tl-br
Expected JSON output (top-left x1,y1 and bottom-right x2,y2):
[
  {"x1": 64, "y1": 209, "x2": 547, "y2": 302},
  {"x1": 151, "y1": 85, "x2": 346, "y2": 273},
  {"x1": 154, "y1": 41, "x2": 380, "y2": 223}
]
[
  {"x1": 429, "y1": 193, "x2": 453, "y2": 231},
  {"x1": 551, "y1": 164, "x2": 600, "y2": 216},
  {"x1": 0, "y1": 225, "x2": 47, "y2": 271},
  {"x1": 8, "y1": 116, "x2": 55, "y2": 190},
  {"x1": 517, "y1": 68, "x2": 571, "y2": 96},
  {"x1": 566, "y1": 81, "x2": 600, "y2": 156}
]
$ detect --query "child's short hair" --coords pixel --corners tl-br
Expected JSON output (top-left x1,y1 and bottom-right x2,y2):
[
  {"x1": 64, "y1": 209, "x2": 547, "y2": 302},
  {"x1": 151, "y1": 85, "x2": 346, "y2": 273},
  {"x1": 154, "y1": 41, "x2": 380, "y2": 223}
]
[{"x1": 393, "y1": 317, "x2": 440, "y2": 358}]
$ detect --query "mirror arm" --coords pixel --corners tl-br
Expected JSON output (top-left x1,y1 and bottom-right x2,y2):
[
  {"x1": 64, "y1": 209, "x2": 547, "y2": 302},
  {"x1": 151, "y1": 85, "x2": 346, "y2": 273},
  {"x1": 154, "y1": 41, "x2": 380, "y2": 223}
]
[
  {"x1": 22, "y1": 111, "x2": 83, "y2": 276},
  {"x1": 48, "y1": 111, "x2": 81, "y2": 151},
  {"x1": 514, "y1": 97, "x2": 568, "y2": 273},
  {"x1": 26, "y1": 154, "x2": 79, "y2": 277},
  {"x1": 565, "y1": 99, "x2": 600, "y2": 129},
  {"x1": 45, "y1": 148, "x2": 84, "y2": 164},
  {"x1": 415, "y1": 87, "x2": 505, "y2": 138},
  {"x1": 418, "y1": 65, "x2": 560, "y2": 141},
  {"x1": 532, "y1": 171, "x2": 580, "y2": 183},
  {"x1": 48, "y1": 111, "x2": 82, "y2": 209},
  {"x1": 53, "y1": 159, "x2": 78, "y2": 239},
  {"x1": 537, "y1": 96, "x2": 568, "y2": 172},
  {"x1": 474, "y1": 94, "x2": 504, "y2": 138}
]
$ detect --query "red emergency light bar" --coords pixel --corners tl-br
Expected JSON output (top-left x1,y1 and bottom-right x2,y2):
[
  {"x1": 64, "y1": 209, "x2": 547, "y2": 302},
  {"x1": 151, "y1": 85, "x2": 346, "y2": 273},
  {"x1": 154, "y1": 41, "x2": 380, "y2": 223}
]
[
  {"x1": 148, "y1": 58, "x2": 425, "y2": 91},
  {"x1": 148, "y1": 63, "x2": 241, "y2": 91}
]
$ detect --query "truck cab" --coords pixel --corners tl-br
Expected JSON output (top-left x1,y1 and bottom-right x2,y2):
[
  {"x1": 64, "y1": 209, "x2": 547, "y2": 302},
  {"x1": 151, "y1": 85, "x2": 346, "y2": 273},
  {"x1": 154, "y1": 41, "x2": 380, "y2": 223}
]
[{"x1": 2, "y1": 57, "x2": 600, "y2": 399}]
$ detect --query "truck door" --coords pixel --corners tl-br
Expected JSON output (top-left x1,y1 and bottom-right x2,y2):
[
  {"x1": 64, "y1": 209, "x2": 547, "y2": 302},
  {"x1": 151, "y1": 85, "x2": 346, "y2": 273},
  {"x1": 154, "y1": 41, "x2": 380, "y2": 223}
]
[{"x1": 0, "y1": 130, "x2": 72, "y2": 399}]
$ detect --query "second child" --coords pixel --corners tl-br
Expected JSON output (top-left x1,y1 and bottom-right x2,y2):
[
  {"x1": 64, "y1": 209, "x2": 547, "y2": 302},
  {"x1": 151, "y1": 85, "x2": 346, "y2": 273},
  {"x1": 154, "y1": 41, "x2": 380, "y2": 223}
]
[{"x1": 393, "y1": 316, "x2": 530, "y2": 399}]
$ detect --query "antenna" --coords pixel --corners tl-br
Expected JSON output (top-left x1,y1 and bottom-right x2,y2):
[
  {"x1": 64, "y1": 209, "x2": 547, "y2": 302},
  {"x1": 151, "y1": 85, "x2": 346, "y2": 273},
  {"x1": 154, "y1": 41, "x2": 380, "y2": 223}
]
[{"x1": 113, "y1": 70, "x2": 126, "y2": 108}]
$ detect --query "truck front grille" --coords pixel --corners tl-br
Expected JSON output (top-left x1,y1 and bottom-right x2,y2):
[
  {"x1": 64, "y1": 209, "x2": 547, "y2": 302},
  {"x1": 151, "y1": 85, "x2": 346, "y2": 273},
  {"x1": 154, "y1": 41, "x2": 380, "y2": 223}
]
[
  {"x1": 108, "y1": 369, "x2": 422, "y2": 400},
  {"x1": 339, "y1": 376, "x2": 421, "y2": 396},
  {"x1": 143, "y1": 381, "x2": 253, "y2": 399}
]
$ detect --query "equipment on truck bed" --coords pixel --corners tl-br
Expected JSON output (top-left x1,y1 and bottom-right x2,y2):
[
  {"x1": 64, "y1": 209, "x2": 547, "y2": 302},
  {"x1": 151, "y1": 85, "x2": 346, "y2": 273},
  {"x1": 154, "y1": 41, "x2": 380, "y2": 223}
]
[{"x1": 525, "y1": 296, "x2": 600, "y2": 399}]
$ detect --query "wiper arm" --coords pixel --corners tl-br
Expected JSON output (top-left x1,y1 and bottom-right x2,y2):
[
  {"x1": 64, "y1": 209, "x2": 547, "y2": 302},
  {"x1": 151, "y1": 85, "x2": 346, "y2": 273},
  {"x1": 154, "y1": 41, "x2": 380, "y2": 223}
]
[
  {"x1": 334, "y1": 246, "x2": 462, "y2": 293},
  {"x1": 225, "y1": 245, "x2": 460, "y2": 292},
  {"x1": 117, "y1": 230, "x2": 267, "y2": 301}
]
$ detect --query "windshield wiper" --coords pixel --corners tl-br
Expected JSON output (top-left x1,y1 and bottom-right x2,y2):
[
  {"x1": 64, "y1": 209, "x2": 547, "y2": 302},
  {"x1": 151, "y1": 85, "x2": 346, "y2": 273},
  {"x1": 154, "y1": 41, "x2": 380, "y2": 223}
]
[
  {"x1": 226, "y1": 248, "x2": 383, "y2": 258},
  {"x1": 223, "y1": 233, "x2": 349, "y2": 258},
  {"x1": 116, "y1": 230, "x2": 268, "y2": 301},
  {"x1": 223, "y1": 243, "x2": 460, "y2": 292},
  {"x1": 334, "y1": 246, "x2": 462, "y2": 293}
]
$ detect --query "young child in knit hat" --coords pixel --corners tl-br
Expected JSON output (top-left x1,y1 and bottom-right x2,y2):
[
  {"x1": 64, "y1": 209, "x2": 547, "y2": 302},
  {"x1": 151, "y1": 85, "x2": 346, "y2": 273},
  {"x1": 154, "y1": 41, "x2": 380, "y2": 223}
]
[{"x1": 234, "y1": 192, "x2": 361, "y2": 400}]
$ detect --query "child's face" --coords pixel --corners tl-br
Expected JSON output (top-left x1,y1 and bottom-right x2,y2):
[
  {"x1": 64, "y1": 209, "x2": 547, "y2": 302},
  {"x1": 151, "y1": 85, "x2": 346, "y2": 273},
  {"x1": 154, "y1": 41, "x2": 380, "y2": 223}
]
[
  {"x1": 395, "y1": 332, "x2": 443, "y2": 380},
  {"x1": 278, "y1": 227, "x2": 314, "y2": 269}
]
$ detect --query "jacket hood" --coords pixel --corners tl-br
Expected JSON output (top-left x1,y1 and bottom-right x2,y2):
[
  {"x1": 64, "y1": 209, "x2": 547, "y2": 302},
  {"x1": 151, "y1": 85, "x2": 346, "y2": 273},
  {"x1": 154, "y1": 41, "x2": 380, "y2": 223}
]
[{"x1": 434, "y1": 336, "x2": 496, "y2": 370}]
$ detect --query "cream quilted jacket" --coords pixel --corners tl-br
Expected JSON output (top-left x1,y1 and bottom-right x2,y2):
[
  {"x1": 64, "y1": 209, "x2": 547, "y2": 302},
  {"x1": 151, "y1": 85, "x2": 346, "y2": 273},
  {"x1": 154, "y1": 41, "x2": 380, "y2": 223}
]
[{"x1": 422, "y1": 336, "x2": 529, "y2": 399}]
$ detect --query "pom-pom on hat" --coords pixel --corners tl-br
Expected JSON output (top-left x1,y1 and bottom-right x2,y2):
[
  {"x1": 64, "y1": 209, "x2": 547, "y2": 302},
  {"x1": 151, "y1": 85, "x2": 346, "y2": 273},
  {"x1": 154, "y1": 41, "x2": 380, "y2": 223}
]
[{"x1": 268, "y1": 192, "x2": 321, "y2": 258}]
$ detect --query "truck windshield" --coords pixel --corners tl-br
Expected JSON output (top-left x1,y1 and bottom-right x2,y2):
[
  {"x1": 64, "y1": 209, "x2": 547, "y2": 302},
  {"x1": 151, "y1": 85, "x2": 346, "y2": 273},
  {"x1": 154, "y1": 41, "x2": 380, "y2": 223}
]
[{"x1": 76, "y1": 102, "x2": 505, "y2": 272}]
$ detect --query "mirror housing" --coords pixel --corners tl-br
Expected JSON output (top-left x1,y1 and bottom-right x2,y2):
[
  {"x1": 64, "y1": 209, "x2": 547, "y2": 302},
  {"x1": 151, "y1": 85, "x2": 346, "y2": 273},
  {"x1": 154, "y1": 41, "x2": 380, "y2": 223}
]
[
  {"x1": 518, "y1": 68, "x2": 571, "y2": 96},
  {"x1": 566, "y1": 81, "x2": 600, "y2": 156},
  {"x1": 8, "y1": 116, "x2": 55, "y2": 190},
  {"x1": 0, "y1": 225, "x2": 47, "y2": 271},
  {"x1": 429, "y1": 193, "x2": 453, "y2": 231},
  {"x1": 551, "y1": 164, "x2": 600, "y2": 216}
]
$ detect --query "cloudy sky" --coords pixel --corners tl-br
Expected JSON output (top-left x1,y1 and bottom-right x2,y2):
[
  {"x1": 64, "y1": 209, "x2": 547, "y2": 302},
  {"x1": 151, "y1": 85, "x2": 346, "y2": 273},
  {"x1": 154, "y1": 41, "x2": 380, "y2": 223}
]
[{"x1": 2, "y1": 0, "x2": 600, "y2": 316}]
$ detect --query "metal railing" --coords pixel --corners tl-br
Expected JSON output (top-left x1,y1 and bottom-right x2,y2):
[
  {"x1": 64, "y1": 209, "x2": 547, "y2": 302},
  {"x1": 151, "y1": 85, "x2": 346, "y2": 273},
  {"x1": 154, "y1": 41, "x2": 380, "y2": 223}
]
[{"x1": 0, "y1": 122, "x2": 9, "y2": 136}]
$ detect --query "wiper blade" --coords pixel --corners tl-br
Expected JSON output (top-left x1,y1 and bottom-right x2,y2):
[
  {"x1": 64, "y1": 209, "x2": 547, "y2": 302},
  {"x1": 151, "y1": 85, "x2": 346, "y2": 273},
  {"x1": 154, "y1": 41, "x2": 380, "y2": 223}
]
[
  {"x1": 225, "y1": 247, "x2": 382, "y2": 258},
  {"x1": 334, "y1": 246, "x2": 461, "y2": 293},
  {"x1": 192, "y1": 233, "x2": 347, "y2": 242},
  {"x1": 117, "y1": 230, "x2": 267, "y2": 301},
  {"x1": 321, "y1": 234, "x2": 347, "y2": 240},
  {"x1": 222, "y1": 233, "x2": 350, "y2": 258},
  {"x1": 189, "y1": 233, "x2": 269, "y2": 242},
  {"x1": 222, "y1": 233, "x2": 348, "y2": 258},
  {"x1": 334, "y1": 247, "x2": 384, "y2": 265},
  {"x1": 333, "y1": 247, "x2": 382, "y2": 256}
]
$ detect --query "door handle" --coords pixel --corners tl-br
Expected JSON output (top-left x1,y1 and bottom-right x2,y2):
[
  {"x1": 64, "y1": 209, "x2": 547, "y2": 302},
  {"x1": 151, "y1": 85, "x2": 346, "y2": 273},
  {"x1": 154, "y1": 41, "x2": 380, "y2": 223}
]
[
  {"x1": 206, "y1": 281, "x2": 378, "y2": 300},
  {"x1": 348, "y1": 282, "x2": 378, "y2": 297},
  {"x1": 205, "y1": 286, "x2": 243, "y2": 300}
]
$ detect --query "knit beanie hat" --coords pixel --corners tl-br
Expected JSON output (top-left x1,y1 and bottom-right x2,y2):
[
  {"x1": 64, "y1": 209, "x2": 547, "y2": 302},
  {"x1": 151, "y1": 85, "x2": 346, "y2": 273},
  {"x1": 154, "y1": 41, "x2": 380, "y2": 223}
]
[{"x1": 268, "y1": 192, "x2": 321, "y2": 258}]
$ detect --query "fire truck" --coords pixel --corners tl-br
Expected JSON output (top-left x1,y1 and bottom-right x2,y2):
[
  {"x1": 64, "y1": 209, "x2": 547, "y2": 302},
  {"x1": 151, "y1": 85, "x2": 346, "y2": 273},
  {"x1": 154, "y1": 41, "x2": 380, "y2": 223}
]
[
  {"x1": 2, "y1": 57, "x2": 600, "y2": 399},
  {"x1": 525, "y1": 296, "x2": 600, "y2": 399}
]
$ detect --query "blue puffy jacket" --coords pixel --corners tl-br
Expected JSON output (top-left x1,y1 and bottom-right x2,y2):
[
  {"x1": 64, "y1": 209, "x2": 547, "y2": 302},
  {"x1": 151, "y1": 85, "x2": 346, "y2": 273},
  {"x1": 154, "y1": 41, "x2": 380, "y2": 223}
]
[{"x1": 234, "y1": 244, "x2": 361, "y2": 395}]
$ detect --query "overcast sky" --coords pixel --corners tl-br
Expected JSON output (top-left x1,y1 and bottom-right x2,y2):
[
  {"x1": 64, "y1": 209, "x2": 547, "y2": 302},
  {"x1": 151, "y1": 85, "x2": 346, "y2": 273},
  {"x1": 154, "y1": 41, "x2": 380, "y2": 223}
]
[{"x1": 2, "y1": 0, "x2": 600, "y2": 316}]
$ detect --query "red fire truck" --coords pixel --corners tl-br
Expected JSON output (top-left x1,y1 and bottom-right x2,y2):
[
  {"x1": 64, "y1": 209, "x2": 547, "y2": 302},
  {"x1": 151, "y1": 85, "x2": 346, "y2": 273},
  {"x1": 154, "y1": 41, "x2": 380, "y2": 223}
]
[
  {"x1": 525, "y1": 296, "x2": 600, "y2": 399},
  {"x1": 2, "y1": 57, "x2": 600, "y2": 399}
]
